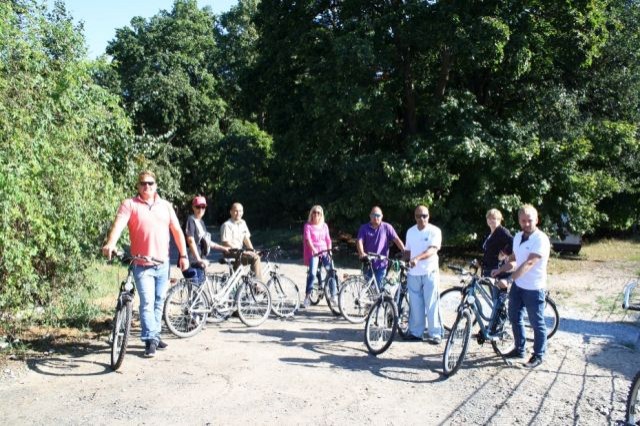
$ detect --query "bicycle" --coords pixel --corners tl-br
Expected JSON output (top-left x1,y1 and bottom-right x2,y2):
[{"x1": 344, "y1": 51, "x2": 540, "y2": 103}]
[
  {"x1": 163, "y1": 249, "x2": 271, "y2": 337},
  {"x1": 338, "y1": 252, "x2": 390, "y2": 324},
  {"x1": 439, "y1": 273, "x2": 560, "y2": 340},
  {"x1": 622, "y1": 280, "x2": 640, "y2": 425},
  {"x1": 442, "y1": 260, "x2": 516, "y2": 377},
  {"x1": 363, "y1": 258, "x2": 410, "y2": 355},
  {"x1": 261, "y1": 246, "x2": 301, "y2": 318},
  {"x1": 307, "y1": 248, "x2": 341, "y2": 316},
  {"x1": 108, "y1": 252, "x2": 162, "y2": 371}
]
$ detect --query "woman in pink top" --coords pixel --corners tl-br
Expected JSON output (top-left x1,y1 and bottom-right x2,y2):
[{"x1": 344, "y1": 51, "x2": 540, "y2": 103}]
[{"x1": 302, "y1": 205, "x2": 332, "y2": 308}]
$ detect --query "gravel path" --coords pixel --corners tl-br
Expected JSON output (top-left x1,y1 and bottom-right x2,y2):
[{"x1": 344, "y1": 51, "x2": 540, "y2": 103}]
[{"x1": 1, "y1": 262, "x2": 639, "y2": 425}]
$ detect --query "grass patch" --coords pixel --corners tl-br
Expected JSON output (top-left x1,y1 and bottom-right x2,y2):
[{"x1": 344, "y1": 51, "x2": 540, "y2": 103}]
[
  {"x1": 580, "y1": 238, "x2": 640, "y2": 262},
  {"x1": 0, "y1": 261, "x2": 122, "y2": 358}
]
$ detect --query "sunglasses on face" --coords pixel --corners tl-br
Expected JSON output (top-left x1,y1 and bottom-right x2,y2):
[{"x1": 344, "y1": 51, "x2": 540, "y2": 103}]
[
  {"x1": 195, "y1": 205, "x2": 206, "y2": 209},
  {"x1": 312, "y1": 211, "x2": 322, "y2": 215},
  {"x1": 138, "y1": 181, "x2": 155, "y2": 186},
  {"x1": 370, "y1": 213, "x2": 382, "y2": 218},
  {"x1": 415, "y1": 214, "x2": 429, "y2": 219}
]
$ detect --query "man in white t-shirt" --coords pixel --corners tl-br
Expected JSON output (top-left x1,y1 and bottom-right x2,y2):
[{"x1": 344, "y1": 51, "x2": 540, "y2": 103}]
[
  {"x1": 404, "y1": 205, "x2": 443, "y2": 344},
  {"x1": 492, "y1": 204, "x2": 550, "y2": 368},
  {"x1": 220, "y1": 202, "x2": 262, "y2": 280}
]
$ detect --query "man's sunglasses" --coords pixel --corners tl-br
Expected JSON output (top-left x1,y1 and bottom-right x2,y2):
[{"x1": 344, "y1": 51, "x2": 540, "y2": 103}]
[
  {"x1": 415, "y1": 214, "x2": 429, "y2": 219},
  {"x1": 195, "y1": 205, "x2": 206, "y2": 209},
  {"x1": 138, "y1": 181, "x2": 155, "y2": 186}
]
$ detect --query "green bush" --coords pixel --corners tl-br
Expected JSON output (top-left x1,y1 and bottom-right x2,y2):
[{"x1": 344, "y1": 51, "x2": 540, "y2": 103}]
[{"x1": 0, "y1": 1, "x2": 128, "y2": 314}]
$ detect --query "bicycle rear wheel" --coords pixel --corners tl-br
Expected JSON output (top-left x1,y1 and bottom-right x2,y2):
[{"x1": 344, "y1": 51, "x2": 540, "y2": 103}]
[
  {"x1": 490, "y1": 313, "x2": 516, "y2": 357},
  {"x1": 110, "y1": 300, "x2": 132, "y2": 371},
  {"x1": 440, "y1": 286, "x2": 463, "y2": 332},
  {"x1": 626, "y1": 370, "x2": 640, "y2": 425},
  {"x1": 339, "y1": 276, "x2": 373, "y2": 324},
  {"x1": 163, "y1": 281, "x2": 208, "y2": 338},
  {"x1": 523, "y1": 294, "x2": 559, "y2": 340},
  {"x1": 364, "y1": 296, "x2": 398, "y2": 356},
  {"x1": 397, "y1": 289, "x2": 410, "y2": 338},
  {"x1": 309, "y1": 280, "x2": 322, "y2": 305},
  {"x1": 267, "y1": 275, "x2": 300, "y2": 318},
  {"x1": 236, "y1": 279, "x2": 271, "y2": 327},
  {"x1": 442, "y1": 309, "x2": 472, "y2": 377}
]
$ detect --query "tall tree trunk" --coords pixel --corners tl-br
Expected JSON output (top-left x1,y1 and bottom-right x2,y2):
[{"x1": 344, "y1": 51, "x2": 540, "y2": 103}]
[
  {"x1": 435, "y1": 46, "x2": 452, "y2": 100},
  {"x1": 402, "y1": 53, "x2": 417, "y2": 136}
]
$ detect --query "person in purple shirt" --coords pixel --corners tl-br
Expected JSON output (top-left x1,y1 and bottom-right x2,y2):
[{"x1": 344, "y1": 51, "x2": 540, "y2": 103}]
[{"x1": 356, "y1": 206, "x2": 406, "y2": 289}]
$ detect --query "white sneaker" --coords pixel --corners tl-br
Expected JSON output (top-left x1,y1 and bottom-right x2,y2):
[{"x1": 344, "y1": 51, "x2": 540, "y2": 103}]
[
  {"x1": 331, "y1": 296, "x2": 338, "y2": 306},
  {"x1": 303, "y1": 297, "x2": 311, "y2": 308}
]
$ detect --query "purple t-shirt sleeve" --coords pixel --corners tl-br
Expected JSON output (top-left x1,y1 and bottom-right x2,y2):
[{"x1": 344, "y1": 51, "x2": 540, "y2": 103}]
[{"x1": 386, "y1": 223, "x2": 399, "y2": 242}]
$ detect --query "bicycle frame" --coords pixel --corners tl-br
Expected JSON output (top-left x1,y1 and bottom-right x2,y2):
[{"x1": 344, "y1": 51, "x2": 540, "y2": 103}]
[
  {"x1": 312, "y1": 248, "x2": 338, "y2": 295},
  {"x1": 461, "y1": 278, "x2": 499, "y2": 339},
  {"x1": 186, "y1": 250, "x2": 255, "y2": 316}
]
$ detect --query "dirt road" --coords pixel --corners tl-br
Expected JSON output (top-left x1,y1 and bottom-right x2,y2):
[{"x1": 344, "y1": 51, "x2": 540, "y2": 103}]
[{"x1": 1, "y1": 262, "x2": 639, "y2": 425}]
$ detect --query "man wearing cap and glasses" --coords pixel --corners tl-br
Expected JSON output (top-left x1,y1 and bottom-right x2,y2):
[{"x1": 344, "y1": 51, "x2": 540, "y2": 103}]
[
  {"x1": 102, "y1": 170, "x2": 189, "y2": 357},
  {"x1": 404, "y1": 205, "x2": 443, "y2": 344},
  {"x1": 183, "y1": 195, "x2": 229, "y2": 283},
  {"x1": 356, "y1": 206, "x2": 405, "y2": 289}
]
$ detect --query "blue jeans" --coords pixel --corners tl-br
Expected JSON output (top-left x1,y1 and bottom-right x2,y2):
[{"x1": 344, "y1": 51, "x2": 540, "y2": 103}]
[
  {"x1": 508, "y1": 284, "x2": 547, "y2": 357},
  {"x1": 365, "y1": 267, "x2": 387, "y2": 291},
  {"x1": 306, "y1": 255, "x2": 333, "y2": 297},
  {"x1": 133, "y1": 261, "x2": 170, "y2": 342},
  {"x1": 407, "y1": 270, "x2": 442, "y2": 338}
]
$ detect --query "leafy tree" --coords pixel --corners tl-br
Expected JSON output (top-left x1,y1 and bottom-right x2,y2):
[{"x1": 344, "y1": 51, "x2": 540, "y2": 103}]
[
  {"x1": 106, "y1": 0, "x2": 226, "y2": 195},
  {"x1": 0, "y1": 0, "x2": 132, "y2": 311}
]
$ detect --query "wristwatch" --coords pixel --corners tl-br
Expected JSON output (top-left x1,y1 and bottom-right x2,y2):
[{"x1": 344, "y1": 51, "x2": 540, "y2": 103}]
[{"x1": 179, "y1": 255, "x2": 187, "y2": 259}]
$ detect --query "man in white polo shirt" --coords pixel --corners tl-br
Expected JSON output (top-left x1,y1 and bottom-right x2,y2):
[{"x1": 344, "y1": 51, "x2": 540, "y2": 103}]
[
  {"x1": 492, "y1": 204, "x2": 550, "y2": 368},
  {"x1": 404, "y1": 205, "x2": 443, "y2": 344}
]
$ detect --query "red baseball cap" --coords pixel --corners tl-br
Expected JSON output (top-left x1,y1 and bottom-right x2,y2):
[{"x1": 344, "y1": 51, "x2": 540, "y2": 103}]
[{"x1": 192, "y1": 196, "x2": 207, "y2": 207}]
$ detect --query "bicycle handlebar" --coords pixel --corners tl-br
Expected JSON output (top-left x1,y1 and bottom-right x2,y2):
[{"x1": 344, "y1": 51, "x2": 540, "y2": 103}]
[
  {"x1": 313, "y1": 248, "x2": 335, "y2": 257},
  {"x1": 622, "y1": 280, "x2": 640, "y2": 311}
]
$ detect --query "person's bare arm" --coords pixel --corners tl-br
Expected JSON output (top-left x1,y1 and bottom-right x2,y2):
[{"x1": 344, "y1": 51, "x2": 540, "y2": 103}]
[
  {"x1": 356, "y1": 239, "x2": 365, "y2": 258},
  {"x1": 393, "y1": 236, "x2": 405, "y2": 253},
  {"x1": 170, "y1": 221, "x2": 189, "y2": 270},
  {"x1": 491, "y1": 253, "x2": 516, "y2": 277},
  {"x1": 101, "y1": 215, "x2": 128, "y2": 259},
  {"x1": 409, "y1": 246, "x2": 438, "y2": 267},
  {"x1": 510, "y1": 253, "x2": 542, "y2": 281}
]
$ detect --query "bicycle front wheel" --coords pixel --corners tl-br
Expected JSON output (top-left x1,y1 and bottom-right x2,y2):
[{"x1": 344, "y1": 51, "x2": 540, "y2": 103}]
[
  {"x1": 163, "y1": 281, "x2": 208, "y2": 338},
  {"x1": 523, "y1": 294, "x2": 560, "y2": 340},
  {"x1": 442, "y1": 309, "x2": 472, "y2": 377},
  {"x1": 626, "y1": 370, "x2": 640, "y2": 425},
  {"x1": 325, "y1": 274, "x2": 341, "y2": 316},
  {"x1": 364, "y1": 296, "x2": 398, "y2": 356},
  {"x1": 236, "y1": 279, "x2": 271, "y2": 327},
  {"x1": 110, "y1": 300, "x2": 132, "y2": 371},
  {"x1": 339, "y1": 276, "x2": 373, "y2": 324},
  {"x1": 267, "y1": 275, "x2": 300, "y2": 318},
  {"x1": 439, "y1": 286, "x2": 463, "y2": 332}
]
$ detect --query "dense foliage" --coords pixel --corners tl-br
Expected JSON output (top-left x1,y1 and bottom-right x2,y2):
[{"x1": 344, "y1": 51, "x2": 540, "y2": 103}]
[{"x1": 2, "y1": 0, "x2": 640, "y2": 315}]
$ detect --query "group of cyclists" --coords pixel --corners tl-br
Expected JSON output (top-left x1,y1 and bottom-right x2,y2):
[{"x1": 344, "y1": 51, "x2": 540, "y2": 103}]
[{"x1": 102, "y1": 170, "x2": 551, "y2": 369}]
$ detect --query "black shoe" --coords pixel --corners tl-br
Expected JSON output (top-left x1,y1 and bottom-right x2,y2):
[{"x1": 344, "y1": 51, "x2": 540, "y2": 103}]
[
  {"x1": 157, "y1": 339, "x2": 168, "y2": 350},
  {"x1": 425, "y1": 335, "x2": 442, "y2": 345},
  {"x1": 403, "y1": 334, "x2": 423, "y2": 342},
  {"x1": 503, "y1": 348, "x2": 526, "y2": 359},
  {"x1": 144, "y1": 340, "x2": 157, "y2": 357},
  {"x1": 525, "y1": 355, "x2": 543, "y2": 368}
]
